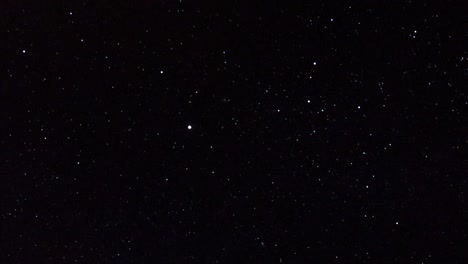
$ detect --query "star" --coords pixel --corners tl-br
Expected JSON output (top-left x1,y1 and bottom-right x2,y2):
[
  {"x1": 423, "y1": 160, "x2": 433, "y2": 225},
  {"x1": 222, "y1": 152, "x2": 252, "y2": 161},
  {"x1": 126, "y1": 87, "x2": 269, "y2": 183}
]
[{"x1": 187, "y1": 125, "x2": 192, "y2": 130}]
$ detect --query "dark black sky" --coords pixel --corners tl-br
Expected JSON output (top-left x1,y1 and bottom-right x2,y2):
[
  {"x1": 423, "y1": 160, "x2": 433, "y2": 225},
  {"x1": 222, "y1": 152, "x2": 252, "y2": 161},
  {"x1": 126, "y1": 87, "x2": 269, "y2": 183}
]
[{"x1": 1, "y1": 1, "x2": 468, "y2": 263}]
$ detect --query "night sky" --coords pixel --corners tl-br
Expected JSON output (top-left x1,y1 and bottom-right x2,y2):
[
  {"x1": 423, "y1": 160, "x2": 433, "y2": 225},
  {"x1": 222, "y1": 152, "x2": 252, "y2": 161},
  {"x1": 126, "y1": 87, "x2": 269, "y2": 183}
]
[{"x1": 2, "y1": 1, "x2": 468, "y2": 263}]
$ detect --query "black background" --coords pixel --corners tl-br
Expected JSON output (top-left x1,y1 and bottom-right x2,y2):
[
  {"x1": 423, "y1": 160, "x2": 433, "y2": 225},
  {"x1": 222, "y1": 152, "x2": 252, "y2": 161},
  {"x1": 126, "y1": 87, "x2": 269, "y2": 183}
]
[{"x1": 1, "y1": 1, "x2": 468, "y2": 263}]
